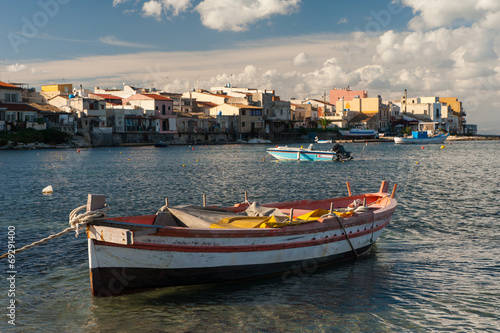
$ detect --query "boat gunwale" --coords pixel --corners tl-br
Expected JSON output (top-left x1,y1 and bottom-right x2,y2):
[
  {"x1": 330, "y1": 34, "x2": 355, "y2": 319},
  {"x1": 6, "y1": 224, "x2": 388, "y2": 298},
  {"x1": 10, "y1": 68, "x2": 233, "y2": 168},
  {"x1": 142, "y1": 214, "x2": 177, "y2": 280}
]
[
  {"x1": 91, "y1": 217, "x2": 391, "y2": 253},
  {"x1": 87, "y1": 193, "x2": 397, "y2": 239}
]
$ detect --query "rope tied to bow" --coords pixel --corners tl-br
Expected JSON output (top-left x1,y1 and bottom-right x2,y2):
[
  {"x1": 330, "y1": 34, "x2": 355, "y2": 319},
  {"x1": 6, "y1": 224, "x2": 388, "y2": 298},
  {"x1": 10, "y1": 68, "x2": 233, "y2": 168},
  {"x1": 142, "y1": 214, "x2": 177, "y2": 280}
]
[{"x1": 0, "y1": 204, "x2": 109, "y2": 260}]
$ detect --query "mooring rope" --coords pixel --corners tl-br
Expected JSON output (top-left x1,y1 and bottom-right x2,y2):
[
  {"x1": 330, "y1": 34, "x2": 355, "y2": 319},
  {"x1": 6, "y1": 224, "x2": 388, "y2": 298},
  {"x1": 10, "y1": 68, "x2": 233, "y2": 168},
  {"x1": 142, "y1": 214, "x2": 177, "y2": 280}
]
[{"x1": 0, "y1": 205, "x2": 109, "y2": 260}]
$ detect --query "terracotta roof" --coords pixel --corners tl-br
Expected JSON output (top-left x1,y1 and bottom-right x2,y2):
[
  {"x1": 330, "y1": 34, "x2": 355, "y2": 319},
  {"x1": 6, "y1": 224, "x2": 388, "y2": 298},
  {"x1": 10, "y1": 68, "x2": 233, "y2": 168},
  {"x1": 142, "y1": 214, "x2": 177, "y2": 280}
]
[
  {"x1": 138, "y1": 93, "x2": 172, "y2": 101},
  {"x1": 196, "y1": 101, "x2": 218, "y2": 108},
  {"x1": 176, "y1": 112, "x2": 213, "y2": 119},
  {"x1": 231, "y1": 103, "x2": 262, "y2": 109},
  {"x1": 349, "y1": 112, "x2": 370, "y2": 123},
  {"x1": 90, "y1": 93, "x2": 123, "y2": 100},
  {"x1": 28, "y1": 103, "x2": 65, "y2": 112},
  {"x1": 0, "y1": 81, "x2": 22, "y2": 90},
  {"x1": 0, "y1": 102, "x2": 39, "y2": 112}
]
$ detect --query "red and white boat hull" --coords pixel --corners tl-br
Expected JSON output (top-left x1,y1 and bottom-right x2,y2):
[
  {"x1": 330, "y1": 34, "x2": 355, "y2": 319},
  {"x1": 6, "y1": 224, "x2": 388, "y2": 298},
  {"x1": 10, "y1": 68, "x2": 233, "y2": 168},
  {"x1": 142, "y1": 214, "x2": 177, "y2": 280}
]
[{"x1": 88, "y1": 202, "x2": 395, "y2": 296}]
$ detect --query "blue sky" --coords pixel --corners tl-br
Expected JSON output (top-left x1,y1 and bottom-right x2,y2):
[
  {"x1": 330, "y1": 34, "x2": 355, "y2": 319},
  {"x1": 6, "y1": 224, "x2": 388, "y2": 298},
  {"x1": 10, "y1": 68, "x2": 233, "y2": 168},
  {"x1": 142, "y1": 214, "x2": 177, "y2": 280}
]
[{"x1": 1, "y1": 0, "x2": 499, "y2": 134}]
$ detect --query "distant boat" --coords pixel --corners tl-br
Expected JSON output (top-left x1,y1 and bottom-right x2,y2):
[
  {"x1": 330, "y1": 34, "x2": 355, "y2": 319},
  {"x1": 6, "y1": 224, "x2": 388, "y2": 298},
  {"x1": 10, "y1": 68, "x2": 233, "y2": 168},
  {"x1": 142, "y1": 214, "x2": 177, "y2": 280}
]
[
  {"x1": 267, "y1": 144, "x2": 352, "y2": 161},
  {"x1": 315, "y1": 136, "x2": 333, "y2": 144},
  {"x1": 84, "y1": 180, "x2": 398, "y2": 296},
  {"x1": 154, "y1": 142, "x2": 169, "y2": 147},
  {"x1": 394, "y1": 131, "x2": 449, "y2": 144},
  {"x1": 339, "y1": 129, "x2": 379, "y2": 139}
]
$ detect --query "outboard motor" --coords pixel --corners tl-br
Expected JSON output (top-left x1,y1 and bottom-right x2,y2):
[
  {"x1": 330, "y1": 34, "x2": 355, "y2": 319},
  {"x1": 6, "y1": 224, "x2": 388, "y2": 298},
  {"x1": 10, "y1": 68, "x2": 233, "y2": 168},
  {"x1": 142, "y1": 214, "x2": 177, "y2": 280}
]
[{"x1": 332, "y1": 143, "x2": 353, "y2": 161}]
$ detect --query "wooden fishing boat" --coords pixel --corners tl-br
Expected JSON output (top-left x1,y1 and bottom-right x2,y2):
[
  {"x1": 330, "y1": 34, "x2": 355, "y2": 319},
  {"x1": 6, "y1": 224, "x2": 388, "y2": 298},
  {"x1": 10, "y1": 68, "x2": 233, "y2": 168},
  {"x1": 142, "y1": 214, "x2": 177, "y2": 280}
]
[
  {"x1": 394, "y1": 131, "x2": 449, "y2": 144},
  {"x1": 85, "y1": 181, "x2": 397, "y2": 296},
  {"x1": 267, "y1": 144, "x2": 352, "y2": 161}
]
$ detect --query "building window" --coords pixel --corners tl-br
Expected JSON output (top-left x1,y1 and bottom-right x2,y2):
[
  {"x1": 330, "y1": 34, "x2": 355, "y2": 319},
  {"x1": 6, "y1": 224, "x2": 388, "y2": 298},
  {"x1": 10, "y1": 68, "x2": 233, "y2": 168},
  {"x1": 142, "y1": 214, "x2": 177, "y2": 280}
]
[
  {"x1": 6, "y1": 112, "x2": 15, "y2": 121},
  {"x1": 162, "y1": 105, "x2": 166, "y2": 115},
  {"x1": 25, "y1": 112, "x2": 37, "y2": 122},
  {"x1": 162, "y1": 120, "x2": 167, "y2": 131},
  {"x1": 249, "y1": 110, "x2": 262, "y2": 116},
  {"x1": 155, "y1": 106, "x2": 158, "y2": 110},
  {"x1": 242, "y1": 110, "x2": 246, "y2": 116},
  {"x1": 4, "y1": 93, "x2": 18, "y2": 103},
  {"x1": 242, "y1": 122, "x2": 245, "y2": 127}
]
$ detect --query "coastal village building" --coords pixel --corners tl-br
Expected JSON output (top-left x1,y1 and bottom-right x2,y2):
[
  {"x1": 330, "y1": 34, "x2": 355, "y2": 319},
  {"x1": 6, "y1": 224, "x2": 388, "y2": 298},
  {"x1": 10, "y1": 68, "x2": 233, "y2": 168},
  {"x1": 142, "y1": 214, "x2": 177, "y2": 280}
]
[
  {"x1": 290, "y1": 103, "x2": 308, "y2": 127},
  {"x1": 28, "y1": 102, "x2": 75, "y2": 134},
  {"x1": 41, "y1": 84, "x2": 73, "y2": 99},
  {"x1": 0, "y1": 81, "x2": 44, "y2": 131},
  {"x1": 182, "y1": 90, "x2": 233, "y2": 105},
  {"x1": 123, "y1": 93, "x2": 176, "y2": 134},
  {"x1": 329, "y1": 87, "x2": 368, "y2": 104},
  {"x1": 211, "y1": 86, "x2": 293, "y2": 140},
  {"x1": 94, "y1": 84, "x2": 143, "y2": 99},
  {"x1": 301, "y1": 99, "x2": 335, "y2": 118},
  {"x1": 1, "y1": 77, "x2": 477, "y2": 144},
  {"x1": 290, "y1": 100, "x2": 320, "y2": 126},
  {"x1": 88, "y1": 93, "x2": 124, "y2": 106},
  {"x1": 439, "y1": 97, "x2": 466, "y2": 134},
  {"x1": 209, "y1": 103, "x2": 264, "y2": 139}
]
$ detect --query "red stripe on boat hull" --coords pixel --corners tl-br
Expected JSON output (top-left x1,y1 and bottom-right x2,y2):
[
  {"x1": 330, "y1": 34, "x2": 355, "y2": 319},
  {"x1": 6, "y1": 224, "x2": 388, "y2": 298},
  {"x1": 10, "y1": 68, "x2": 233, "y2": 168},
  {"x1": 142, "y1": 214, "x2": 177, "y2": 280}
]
[{"x1": 90, "y1": 244, "x2": 374, "y2": 296}]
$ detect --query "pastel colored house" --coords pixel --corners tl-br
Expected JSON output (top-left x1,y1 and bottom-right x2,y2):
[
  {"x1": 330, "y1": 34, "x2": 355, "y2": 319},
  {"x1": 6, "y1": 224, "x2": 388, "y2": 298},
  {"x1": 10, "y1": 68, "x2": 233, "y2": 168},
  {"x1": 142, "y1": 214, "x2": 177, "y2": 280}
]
[{"x1": 124, "y1": 93, "x2": 176, "y2": 133}]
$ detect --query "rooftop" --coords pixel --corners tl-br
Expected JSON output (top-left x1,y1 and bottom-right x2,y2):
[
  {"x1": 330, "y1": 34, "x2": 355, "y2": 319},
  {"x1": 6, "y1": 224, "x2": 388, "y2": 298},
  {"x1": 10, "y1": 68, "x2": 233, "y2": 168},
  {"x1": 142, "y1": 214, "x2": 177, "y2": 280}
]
[{"x1": 0, "y1": 81, "x2": 22, "y2": 90}]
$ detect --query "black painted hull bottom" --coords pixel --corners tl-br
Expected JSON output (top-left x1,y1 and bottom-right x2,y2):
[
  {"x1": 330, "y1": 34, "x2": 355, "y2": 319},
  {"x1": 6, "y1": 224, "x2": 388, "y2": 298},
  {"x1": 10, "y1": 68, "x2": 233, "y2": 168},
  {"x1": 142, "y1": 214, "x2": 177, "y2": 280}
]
[{"x1": 90, "y1": 244, "x2": 373, "y2": 296}]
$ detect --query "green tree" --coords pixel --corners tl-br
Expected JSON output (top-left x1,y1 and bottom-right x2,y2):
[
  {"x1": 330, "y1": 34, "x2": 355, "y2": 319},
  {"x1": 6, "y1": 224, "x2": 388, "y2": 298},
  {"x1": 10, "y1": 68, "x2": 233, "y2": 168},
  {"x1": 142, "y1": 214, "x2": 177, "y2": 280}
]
[
  {"x1": 318, "y1": 117, "x2": 333, "y2": 130},
  {"x1": 402, "y1": 126, "x2": 412, "y2": 136}
]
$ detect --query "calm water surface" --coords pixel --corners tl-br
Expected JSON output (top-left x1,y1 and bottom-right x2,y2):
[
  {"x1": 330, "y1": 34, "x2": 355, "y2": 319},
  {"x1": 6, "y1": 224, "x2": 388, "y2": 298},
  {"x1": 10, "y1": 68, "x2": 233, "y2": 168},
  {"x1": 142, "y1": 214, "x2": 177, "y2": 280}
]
[{"x1": 0, "y1": 141, "x2": 499, "y2": 332}]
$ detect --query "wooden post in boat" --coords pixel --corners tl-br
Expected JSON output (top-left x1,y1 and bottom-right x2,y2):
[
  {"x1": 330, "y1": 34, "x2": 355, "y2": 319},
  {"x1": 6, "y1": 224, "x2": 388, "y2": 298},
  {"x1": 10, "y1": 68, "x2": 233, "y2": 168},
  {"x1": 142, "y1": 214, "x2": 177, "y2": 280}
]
[
  {"x1": 203, "y1": 194, "x2": 206, "y2": 207},
  {"x1": 87, "y1": 194, "x2": 106, "y2": 212},
  {"x1": 390, "y1": 183, "x2": 398, "y2": 198},
  {"x1": 379, "y1": 180, "x2": 389, "y2": 193},
  {"x1": 165, "y1": 197, "x2": 169, "y2": 208},
  {"x1": 289, "y1": 208, "x2": 294, "y2": 223},
  {"x1": 330, "y1": 202, "x2": 334, "y2": 213},
  {"x1": 346, "y1": 181, "x2": 352, "y2": 196},
  {"x1": 244, "y1": 191, "x2": 248, "y2": 203},
  {"x1": 297, "y1": 151, "x2": 300, "y2": 160}
]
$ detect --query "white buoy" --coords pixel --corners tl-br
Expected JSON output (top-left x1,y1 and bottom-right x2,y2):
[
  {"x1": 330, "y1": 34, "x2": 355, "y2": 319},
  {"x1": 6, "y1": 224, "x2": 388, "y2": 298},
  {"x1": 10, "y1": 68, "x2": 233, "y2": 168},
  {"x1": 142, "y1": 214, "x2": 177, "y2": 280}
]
[{"x1": 42, "y1": 185, "x2": 53, "y2": 194}]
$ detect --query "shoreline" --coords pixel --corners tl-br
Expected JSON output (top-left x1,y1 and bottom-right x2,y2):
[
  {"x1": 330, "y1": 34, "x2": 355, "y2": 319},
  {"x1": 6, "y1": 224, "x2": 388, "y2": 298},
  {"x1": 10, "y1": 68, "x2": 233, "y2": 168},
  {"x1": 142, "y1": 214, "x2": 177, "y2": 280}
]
[{"x1": 0, "y1": 135, "x2": 499, "y2": 150}]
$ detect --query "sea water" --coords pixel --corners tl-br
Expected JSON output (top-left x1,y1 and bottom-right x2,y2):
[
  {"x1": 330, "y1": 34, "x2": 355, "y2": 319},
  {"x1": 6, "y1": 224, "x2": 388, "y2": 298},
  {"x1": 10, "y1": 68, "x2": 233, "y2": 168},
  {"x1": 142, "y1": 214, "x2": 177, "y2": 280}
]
[{"x1": 0, "y1": 141, "x2": 499, "y2": 332}]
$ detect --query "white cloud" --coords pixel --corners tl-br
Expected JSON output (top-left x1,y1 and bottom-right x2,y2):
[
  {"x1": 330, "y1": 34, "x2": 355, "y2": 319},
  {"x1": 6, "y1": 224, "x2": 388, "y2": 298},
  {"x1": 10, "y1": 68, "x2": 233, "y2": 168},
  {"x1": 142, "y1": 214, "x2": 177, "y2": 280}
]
[
  {"x1": 292, "y1": 52, "x2": 310, "y2": 67},
  {"x1": 7, "y1": 63, "x2": 27, "y2": 72},
  {"x1": 160, "y1": 0, "x2": 192, "y2": 16},
  {"x1": 481, "y1": 11, "x2": 500, "y2": 29},
  {"x1": 195, "y1": 0, "x2": 301, "y2": 32},
  {"x1": 338, "y1": 17, "x2": 348, "y2": 24},
  {"x1": 403, "y1": 0, "x2": 500, "y2": 30},
  {"x1": 8, "y1": 24, "x2": 500, "y2": 134},
  {"x1": 142, "y1": 0, "x2": 163, "y2": 20},
  {"x1": 116, "y1": 0, "x2": 299, "y2": 30},
  {"x1": 99, "y1": 36, "x2": 157, "y2": 48},
  {"x1": 113, "y1": 0, "x2": 130, "y2": 6}
]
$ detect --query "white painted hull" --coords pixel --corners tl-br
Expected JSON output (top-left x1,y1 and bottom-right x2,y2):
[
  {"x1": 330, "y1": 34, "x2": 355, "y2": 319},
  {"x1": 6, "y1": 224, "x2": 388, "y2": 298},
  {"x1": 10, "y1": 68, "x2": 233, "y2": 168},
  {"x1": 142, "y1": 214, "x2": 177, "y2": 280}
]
[
  {"x1": 339, "y1": 129, "x2": 379, "y2": 138},
  {"x1": 394, "y1": 134, "x2": 449, "y2": 144}
]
